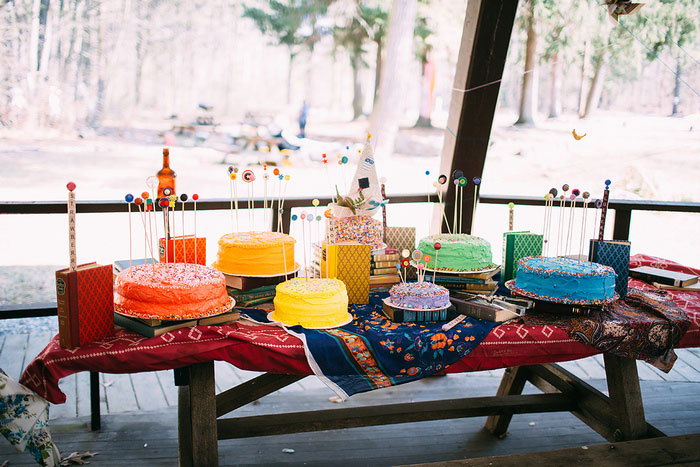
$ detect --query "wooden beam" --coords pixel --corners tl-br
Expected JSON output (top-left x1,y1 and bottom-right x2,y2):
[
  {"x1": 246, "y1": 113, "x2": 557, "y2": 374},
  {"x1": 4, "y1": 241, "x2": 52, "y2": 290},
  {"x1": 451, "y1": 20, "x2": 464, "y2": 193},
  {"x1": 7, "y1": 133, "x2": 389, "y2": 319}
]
[
  {"x1": 217, "y1": 393, "x2": 575, "y2": 439},
  {"x1": 216, "y1": 373, "x2": 306, "y2": 417},
  {"x1": 525, "y1": 363, "x2": 663, "y2": 442},
  {"x1": 436, "y1": 0, "x2": 520, "y2": 234},
  {"x1": 603, "y1": 354, "x2": 648, "y2": 441},
  {"x1": 484, "y1": 366, "x2": 529, "y2": 436}
]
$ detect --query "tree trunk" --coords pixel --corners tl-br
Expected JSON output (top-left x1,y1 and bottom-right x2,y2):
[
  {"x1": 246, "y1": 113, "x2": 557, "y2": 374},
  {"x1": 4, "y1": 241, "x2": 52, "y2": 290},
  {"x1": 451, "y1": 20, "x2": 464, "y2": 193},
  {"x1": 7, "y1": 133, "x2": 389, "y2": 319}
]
[
  {"x1": 583, "y1": 51, "x2": 608, "y2": 118},
  {"x1": 414, "y1": 54, "x2": 435, "y2": 127},
  {"x1": 515, "y1": 1, "x2": 537, "y2": 125},
  {"x1": 286, "y1": 51, "x2": 295, "y2": 105},
  {"x1": 373, "y1": 39, "x2": 382, "y2": 106},
  {"x1": 548, "y1": 50, "x2": 562, "y2": 119},
  {"x1": 577, "y1": 40, "x2": 589, "y2": 117},
  {"x1": 351, "y1": 50, "x2": 363, "y2": 120},
  {"x1": 27, "y1": 0, "x2": 42, "y2": 94},
  {"x1": 88, "y1": 0, "x2": 105, "y2": 128},
  {"x1": 369, "y1": 0, "x2": 417, "y2": 157},
  {"x1": 671, "y1": 60, "x2": 681, "y2": 115}
]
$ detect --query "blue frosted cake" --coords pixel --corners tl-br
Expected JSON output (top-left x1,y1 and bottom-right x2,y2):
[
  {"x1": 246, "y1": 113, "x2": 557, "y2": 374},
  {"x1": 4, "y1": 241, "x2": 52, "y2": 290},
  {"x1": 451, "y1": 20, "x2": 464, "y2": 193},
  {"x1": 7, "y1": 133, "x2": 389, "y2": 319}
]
[{"x1": 506, "y1": 256, "x2": 617, "y2": 305}]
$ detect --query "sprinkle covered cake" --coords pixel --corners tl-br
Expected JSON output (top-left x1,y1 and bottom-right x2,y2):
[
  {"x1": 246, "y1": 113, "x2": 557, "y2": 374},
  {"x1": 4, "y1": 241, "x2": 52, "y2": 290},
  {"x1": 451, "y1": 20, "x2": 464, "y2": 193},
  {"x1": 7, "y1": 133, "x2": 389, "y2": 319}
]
[
  {"x1": 417, "y1": 234, "x2": 493, "y2": 271},
  {"x1": 271, "y1": 278, "x2": 351, "y2": 328},
  {"x1": 389, "y1": 281, "x2": 450, "y2": 310},
  {"x1": 213, "y1": 231, "x2": 295, "y2": 276},
  {"x1": 328, "y1": 215, "x2": 383, "y2": 250},
  {"x1": 114, "y1": 263, "x2": 232, "y2": 320},
  {"x1": 506, "y1": 256, "x2": 617, "y2": 305}
]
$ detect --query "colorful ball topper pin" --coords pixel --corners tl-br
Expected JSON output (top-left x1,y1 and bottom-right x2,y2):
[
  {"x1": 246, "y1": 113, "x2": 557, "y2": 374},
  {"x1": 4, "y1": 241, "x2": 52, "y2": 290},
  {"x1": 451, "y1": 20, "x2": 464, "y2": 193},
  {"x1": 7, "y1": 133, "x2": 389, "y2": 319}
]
[
  {"x1": 401, "y1": 258, "x2": 410, "y2": 267},
  {"x1": 423, "y1": 254, "x2": 432, "y2": 263},
  {"x1": 411, "y1": 250, "x2": 422, "y2": 262},
  {"x1": 438, "y1": 174, "x2": 447, "y2": 185},
  {"x1": 401, "y1": 249, "x2": 410, "y2": 258},
  {"x1": 458, "y1": 177, "x2": 467, "y2": 187},
  {"x1": 242, "y1": 170, "x2": 255, "y2": 183},
  {"x1": 433, "y1": 242, "x2": 441, "y2": 250}
]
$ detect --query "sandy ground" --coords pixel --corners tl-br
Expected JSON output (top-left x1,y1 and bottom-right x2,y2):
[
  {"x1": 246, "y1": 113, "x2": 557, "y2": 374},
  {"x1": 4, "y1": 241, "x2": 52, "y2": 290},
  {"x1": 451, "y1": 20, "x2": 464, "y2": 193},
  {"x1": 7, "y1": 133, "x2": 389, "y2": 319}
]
[{"x1": 1, "y1": 109, "x2": 699, "y2": 301}]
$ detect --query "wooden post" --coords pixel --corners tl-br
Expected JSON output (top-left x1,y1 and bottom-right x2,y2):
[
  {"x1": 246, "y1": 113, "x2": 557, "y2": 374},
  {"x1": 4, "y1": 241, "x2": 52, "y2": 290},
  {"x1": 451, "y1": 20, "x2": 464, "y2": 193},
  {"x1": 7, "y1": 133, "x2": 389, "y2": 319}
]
[
  {"x1": 435, "y1": 0, "x2": 519, "y2": 235},
  {"x1": 178, "y1": 361, "x2": 218, "y2": 466},
  {"x1": 603, "y1": 354, "x2": 648, "y2": 441},
  {"x1": 90, "y1": 371, "x2": 101, "y2": 431}
]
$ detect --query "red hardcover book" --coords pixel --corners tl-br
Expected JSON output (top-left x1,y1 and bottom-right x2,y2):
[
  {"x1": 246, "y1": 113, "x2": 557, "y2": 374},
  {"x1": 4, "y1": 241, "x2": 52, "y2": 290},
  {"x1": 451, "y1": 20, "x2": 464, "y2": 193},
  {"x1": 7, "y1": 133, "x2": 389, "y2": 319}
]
[{"x1": 55, "y1": 262, "x2": 114, "y2": 349}]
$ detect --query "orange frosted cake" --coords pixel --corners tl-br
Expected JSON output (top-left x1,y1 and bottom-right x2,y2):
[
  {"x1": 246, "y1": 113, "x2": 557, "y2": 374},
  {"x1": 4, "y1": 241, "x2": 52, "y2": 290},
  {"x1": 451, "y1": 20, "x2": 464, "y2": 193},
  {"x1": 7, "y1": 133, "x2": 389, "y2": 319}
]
[
  {"x1": 270, "y1": 278, "x2": 351, "y2": 328},
  {"x1": 114, "y1": 263, "x2": 232, "y2": 320},
  {"x1": 213, "y1": 231, "x2": 295, "y2": 276}
]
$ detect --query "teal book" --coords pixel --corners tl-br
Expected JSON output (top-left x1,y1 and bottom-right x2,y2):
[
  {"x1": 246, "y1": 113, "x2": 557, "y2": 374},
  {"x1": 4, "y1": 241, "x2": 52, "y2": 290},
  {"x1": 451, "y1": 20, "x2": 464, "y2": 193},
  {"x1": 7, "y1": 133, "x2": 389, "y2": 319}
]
[
  {"x1": 501, "y1": 232, "x2": 543, "y2": 284},
  {"x1": 589, "y1": 239, "x2": 630, "y2": 298}
]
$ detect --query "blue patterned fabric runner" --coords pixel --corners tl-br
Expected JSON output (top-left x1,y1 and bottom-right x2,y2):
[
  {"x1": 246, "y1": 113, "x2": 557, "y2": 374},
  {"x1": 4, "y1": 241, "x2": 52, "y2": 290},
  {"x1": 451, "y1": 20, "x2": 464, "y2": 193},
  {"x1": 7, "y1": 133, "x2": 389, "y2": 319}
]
[{"x1": 242, "y1": 292, "x2": 497, "y2": 397}]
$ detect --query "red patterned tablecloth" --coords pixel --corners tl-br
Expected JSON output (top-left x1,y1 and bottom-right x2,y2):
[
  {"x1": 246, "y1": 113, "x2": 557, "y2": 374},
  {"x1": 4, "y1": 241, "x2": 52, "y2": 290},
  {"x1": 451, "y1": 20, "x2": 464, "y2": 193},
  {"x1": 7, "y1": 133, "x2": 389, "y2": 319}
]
[{"x1": 20, "y1": 254, "x2": 700, "y2": 404}]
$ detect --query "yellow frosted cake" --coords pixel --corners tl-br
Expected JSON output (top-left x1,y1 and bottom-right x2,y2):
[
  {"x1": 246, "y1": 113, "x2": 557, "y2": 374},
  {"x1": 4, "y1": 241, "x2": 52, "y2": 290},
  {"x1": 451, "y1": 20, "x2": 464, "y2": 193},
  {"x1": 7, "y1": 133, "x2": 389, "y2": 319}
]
[
  {"x1": 270, "y1": 278, "x2": 351, "y2": 328},
  {"x1": 213, "y1": 231, "x2": 295, "y2": 276}
]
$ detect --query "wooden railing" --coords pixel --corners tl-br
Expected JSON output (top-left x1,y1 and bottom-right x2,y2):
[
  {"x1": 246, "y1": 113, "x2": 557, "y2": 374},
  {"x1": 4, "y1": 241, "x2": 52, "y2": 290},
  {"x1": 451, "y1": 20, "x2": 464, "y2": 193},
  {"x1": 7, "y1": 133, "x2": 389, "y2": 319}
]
[{"x1": 2, "y1": 194, "x2": 700, "y2": 316}]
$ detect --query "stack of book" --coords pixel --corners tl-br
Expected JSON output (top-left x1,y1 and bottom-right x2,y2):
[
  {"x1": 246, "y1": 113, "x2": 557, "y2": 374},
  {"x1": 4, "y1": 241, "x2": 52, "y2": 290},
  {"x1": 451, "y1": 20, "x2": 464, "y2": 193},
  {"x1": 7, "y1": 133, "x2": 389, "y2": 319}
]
[
  {"x1": 114, "y1": 310, "x2": 240, "y2": 338},
  {"x1": 370, "y1": 248, "x2": 400, "y2": 288},
  {"x1": 227, "y1": 284, "x2": 277, "y2": 307},
  {"x1": 423, "y1": 267, "x2": 499, "y2": 295}
]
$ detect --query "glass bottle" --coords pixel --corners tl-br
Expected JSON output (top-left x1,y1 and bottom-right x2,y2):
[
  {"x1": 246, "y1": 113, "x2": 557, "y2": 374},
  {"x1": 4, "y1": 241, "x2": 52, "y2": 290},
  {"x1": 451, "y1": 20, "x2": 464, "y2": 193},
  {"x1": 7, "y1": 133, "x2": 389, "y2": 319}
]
[{"x1": 157, "y1": 148, "x2": 176, "y2": 198}]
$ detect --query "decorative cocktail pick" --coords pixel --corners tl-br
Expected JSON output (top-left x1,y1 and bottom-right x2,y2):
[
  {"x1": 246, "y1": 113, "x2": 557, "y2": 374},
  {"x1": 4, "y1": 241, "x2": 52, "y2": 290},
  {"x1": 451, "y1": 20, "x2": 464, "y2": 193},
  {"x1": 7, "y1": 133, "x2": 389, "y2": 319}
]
[
  {"x1": 598, "y1": 179, "x2": 611, "y2": 241},
  {"x1": 125, "y1": 194, "x2": 134, "y2": 272},
  {"x1": 312, "y1": 198, "x2": 320, "y2": 246},
  {"x1": 432, "y1": 242, "x2": 441, "y2": 283},
  {"x1": 401, "y1": 258, "x2": 410, "y2": 283},
  {"x1": 557, "y1": 184, "x2": 569, "y2": 256},
  {"x1": 565, "y1": 189, "x2": 580, "y2": 256},
  {"x1": 508, "y1": 202, "x2": 515, "y2": 231},
  {"x1": 66, "y1": 182, "x2": 77, "y2": 272},
  {"x1": 579, "y1": 191, "x2": 591, "y2": 259},
  {"x1": 263, "y1": 165, "x2": 269, "y2": 229},
  {"x1": 141, "y1": 191, "x2": 153, "y2": 265},
  {"x1": 544, "y1": 188, "x2": 557, "y2": 256},
  {"x1": 423, "y1": 254, "x2": 432, "y2": 283},
  {"x1": 425, "y1": 170, "x2": 432, "y2": 203},
  {"x1": 458, "y1": 177, "x2": 468, "y2": 234},
  {"x1": 411, "y1": 249, "x2": 422, "y2": 282},
  {"x1": 229, "y1": 168, "x2": 239, "y2": 234},
  {"x1": 435, "y1": 175, "x2": 451, "y2": 234},
  {"x1": 159, "y1": 197, "x2": 170, "y2": 263},
  {"x1": 452, "y1": 170, "x2": 463, "y2": 232},
  {"x1": 242, "y1": 169, "x2": 256, "y2": 229},
  {"x1": 192, "y1": 194, "x2": 199, "y2": 266},
  {"x1": 471, "y1": 177, "x2": 481, "y2": 235},
  {"x1": 168, "y1": 194, "x2": 178, "y2": 246},
  {"x1": 180, "y1": 194, "x2": 188, "y2": 265},
  {"x1": 306, "y1": 214, "x2": 314, "y2": 277}
]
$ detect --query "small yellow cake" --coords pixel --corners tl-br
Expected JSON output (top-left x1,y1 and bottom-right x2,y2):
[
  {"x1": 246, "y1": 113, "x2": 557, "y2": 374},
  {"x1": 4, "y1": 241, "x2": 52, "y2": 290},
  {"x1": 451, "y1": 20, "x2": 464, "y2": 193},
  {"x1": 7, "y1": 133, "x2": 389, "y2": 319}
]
[
  {"x1": 271, "y1": 278, "x2": 351, "y2": 328},
  {"x1": 213, "y1": 231, "x2": 295, "y2": 276}
]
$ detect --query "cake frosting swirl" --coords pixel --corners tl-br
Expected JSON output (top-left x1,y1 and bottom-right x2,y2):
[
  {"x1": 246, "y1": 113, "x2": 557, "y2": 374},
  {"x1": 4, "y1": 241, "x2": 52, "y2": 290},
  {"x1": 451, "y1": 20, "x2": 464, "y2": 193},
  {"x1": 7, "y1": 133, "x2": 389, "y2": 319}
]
[
  {"x1": 417, "y1": 234, "x2": 492, "y2": 271},
  {"x1": 507, "y1": 256, "x2": 617, "y2": 305},
  {"x1": 389, "y1": 281, "x2": 450, "y2": 310}
]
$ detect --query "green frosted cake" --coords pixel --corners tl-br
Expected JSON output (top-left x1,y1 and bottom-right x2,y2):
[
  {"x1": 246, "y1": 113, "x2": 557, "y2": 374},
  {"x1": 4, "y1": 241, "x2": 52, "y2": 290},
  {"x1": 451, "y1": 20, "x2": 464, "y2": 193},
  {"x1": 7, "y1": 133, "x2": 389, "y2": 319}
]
[{"x1": 417, "y1": 234, "x2": 493, "y2": 271}]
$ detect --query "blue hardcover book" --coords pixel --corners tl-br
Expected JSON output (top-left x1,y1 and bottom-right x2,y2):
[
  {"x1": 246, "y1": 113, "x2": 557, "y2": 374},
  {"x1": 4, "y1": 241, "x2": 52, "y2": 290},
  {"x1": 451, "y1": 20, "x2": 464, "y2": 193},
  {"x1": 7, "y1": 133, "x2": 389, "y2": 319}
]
[{"x1": 589, "y1": 239, "x2": 631, "y2": 299}]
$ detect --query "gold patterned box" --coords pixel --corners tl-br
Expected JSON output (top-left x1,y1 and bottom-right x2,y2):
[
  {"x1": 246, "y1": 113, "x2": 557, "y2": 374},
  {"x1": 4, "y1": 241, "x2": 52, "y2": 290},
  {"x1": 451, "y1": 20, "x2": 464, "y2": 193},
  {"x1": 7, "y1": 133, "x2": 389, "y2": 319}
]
[{"x1": 318, "y1": 242, "x2": 370, "y2": 305}]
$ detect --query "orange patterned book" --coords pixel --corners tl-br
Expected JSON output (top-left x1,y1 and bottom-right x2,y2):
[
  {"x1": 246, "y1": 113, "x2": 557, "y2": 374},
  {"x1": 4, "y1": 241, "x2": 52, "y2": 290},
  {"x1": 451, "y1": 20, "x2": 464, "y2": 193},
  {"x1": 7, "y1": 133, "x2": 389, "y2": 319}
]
[
  {"x1": 158, "y1": 235, "x2": 206, "y2": 264},
  {"x1": 55, "y1": 262, "x2": 114, "y2": 349}
]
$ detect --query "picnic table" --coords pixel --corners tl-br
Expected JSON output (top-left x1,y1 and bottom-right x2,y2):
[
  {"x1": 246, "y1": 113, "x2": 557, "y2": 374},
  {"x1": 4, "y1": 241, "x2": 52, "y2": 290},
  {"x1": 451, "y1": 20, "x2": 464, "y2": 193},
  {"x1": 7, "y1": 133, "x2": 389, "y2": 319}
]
[{"x1": 19, "y1": 255, "x2": 700, "y2": 466}]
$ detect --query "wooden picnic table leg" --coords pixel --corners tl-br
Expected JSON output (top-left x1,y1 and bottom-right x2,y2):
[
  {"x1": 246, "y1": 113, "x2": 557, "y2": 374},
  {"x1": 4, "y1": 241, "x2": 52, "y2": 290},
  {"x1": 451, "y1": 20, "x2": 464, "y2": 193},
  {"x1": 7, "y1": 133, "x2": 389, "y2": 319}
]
[
  {"x1": 603, "y1": 354, "x2": 648, "y2": 441},
  {"x1": 177, "y1": 361, "x2": 218, "y2": 467},
  {"x1": 484, "y1": 366, "x2": 529, "y2": 437}
]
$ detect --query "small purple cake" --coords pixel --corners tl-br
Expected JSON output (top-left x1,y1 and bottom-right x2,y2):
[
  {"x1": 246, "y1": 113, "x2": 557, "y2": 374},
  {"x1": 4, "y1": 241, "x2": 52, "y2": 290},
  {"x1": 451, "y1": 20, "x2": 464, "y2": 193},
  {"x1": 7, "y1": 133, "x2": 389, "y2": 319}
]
[{"x1": 389, "y1": 282, "x2": 450, "y2": 310}]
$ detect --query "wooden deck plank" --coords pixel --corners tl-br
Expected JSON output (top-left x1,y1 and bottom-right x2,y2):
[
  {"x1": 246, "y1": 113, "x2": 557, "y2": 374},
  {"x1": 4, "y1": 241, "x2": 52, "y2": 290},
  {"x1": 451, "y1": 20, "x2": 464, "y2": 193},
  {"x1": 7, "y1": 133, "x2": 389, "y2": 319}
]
[
  {"x1": 672, "y1": 349, "x2": 700, "y2": 381},
  {"x1": 22, "y1": 332, "x2": 52, "y2": 370},
  {"x1": 1, "y1": 333, "x2": 29, "y2": 381},
  {"x1": 155, "y1": 370, "x2": 178, "y2": 407},
  {"x1": 214, "y1": 360, "x2": 242, "y2": 393},
  {"x1": 102, "y1": 372, "x2": 138, "y2": 413},
  {"x1": 634, "y1": 360, "x2": 666, "y2": 381},
  {"x1": 573, "y1": 355, "x2": 607, "y2": 380},
  {"x1": 131, "y1": 371, "x2": 169, "y2": 411},
  {"x1": 49, "y1": 373, "x2": 77, "y2": 419},
  {"x1": 405, "y1": 433, "x2": 700, "y2": 466},
  {"x1": 76, "y1": 370, "x2": 107, "y2": 417},
  {"x1": 2, "y1": 380, "x2": 697, "y2": 466}
]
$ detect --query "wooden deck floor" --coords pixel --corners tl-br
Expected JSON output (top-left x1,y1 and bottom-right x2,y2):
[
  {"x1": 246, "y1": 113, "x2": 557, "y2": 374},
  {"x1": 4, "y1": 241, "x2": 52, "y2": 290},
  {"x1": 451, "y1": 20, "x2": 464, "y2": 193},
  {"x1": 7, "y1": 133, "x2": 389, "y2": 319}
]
[{"x1": 0, "y1": 332, "x2": 699, "y2": 465}]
